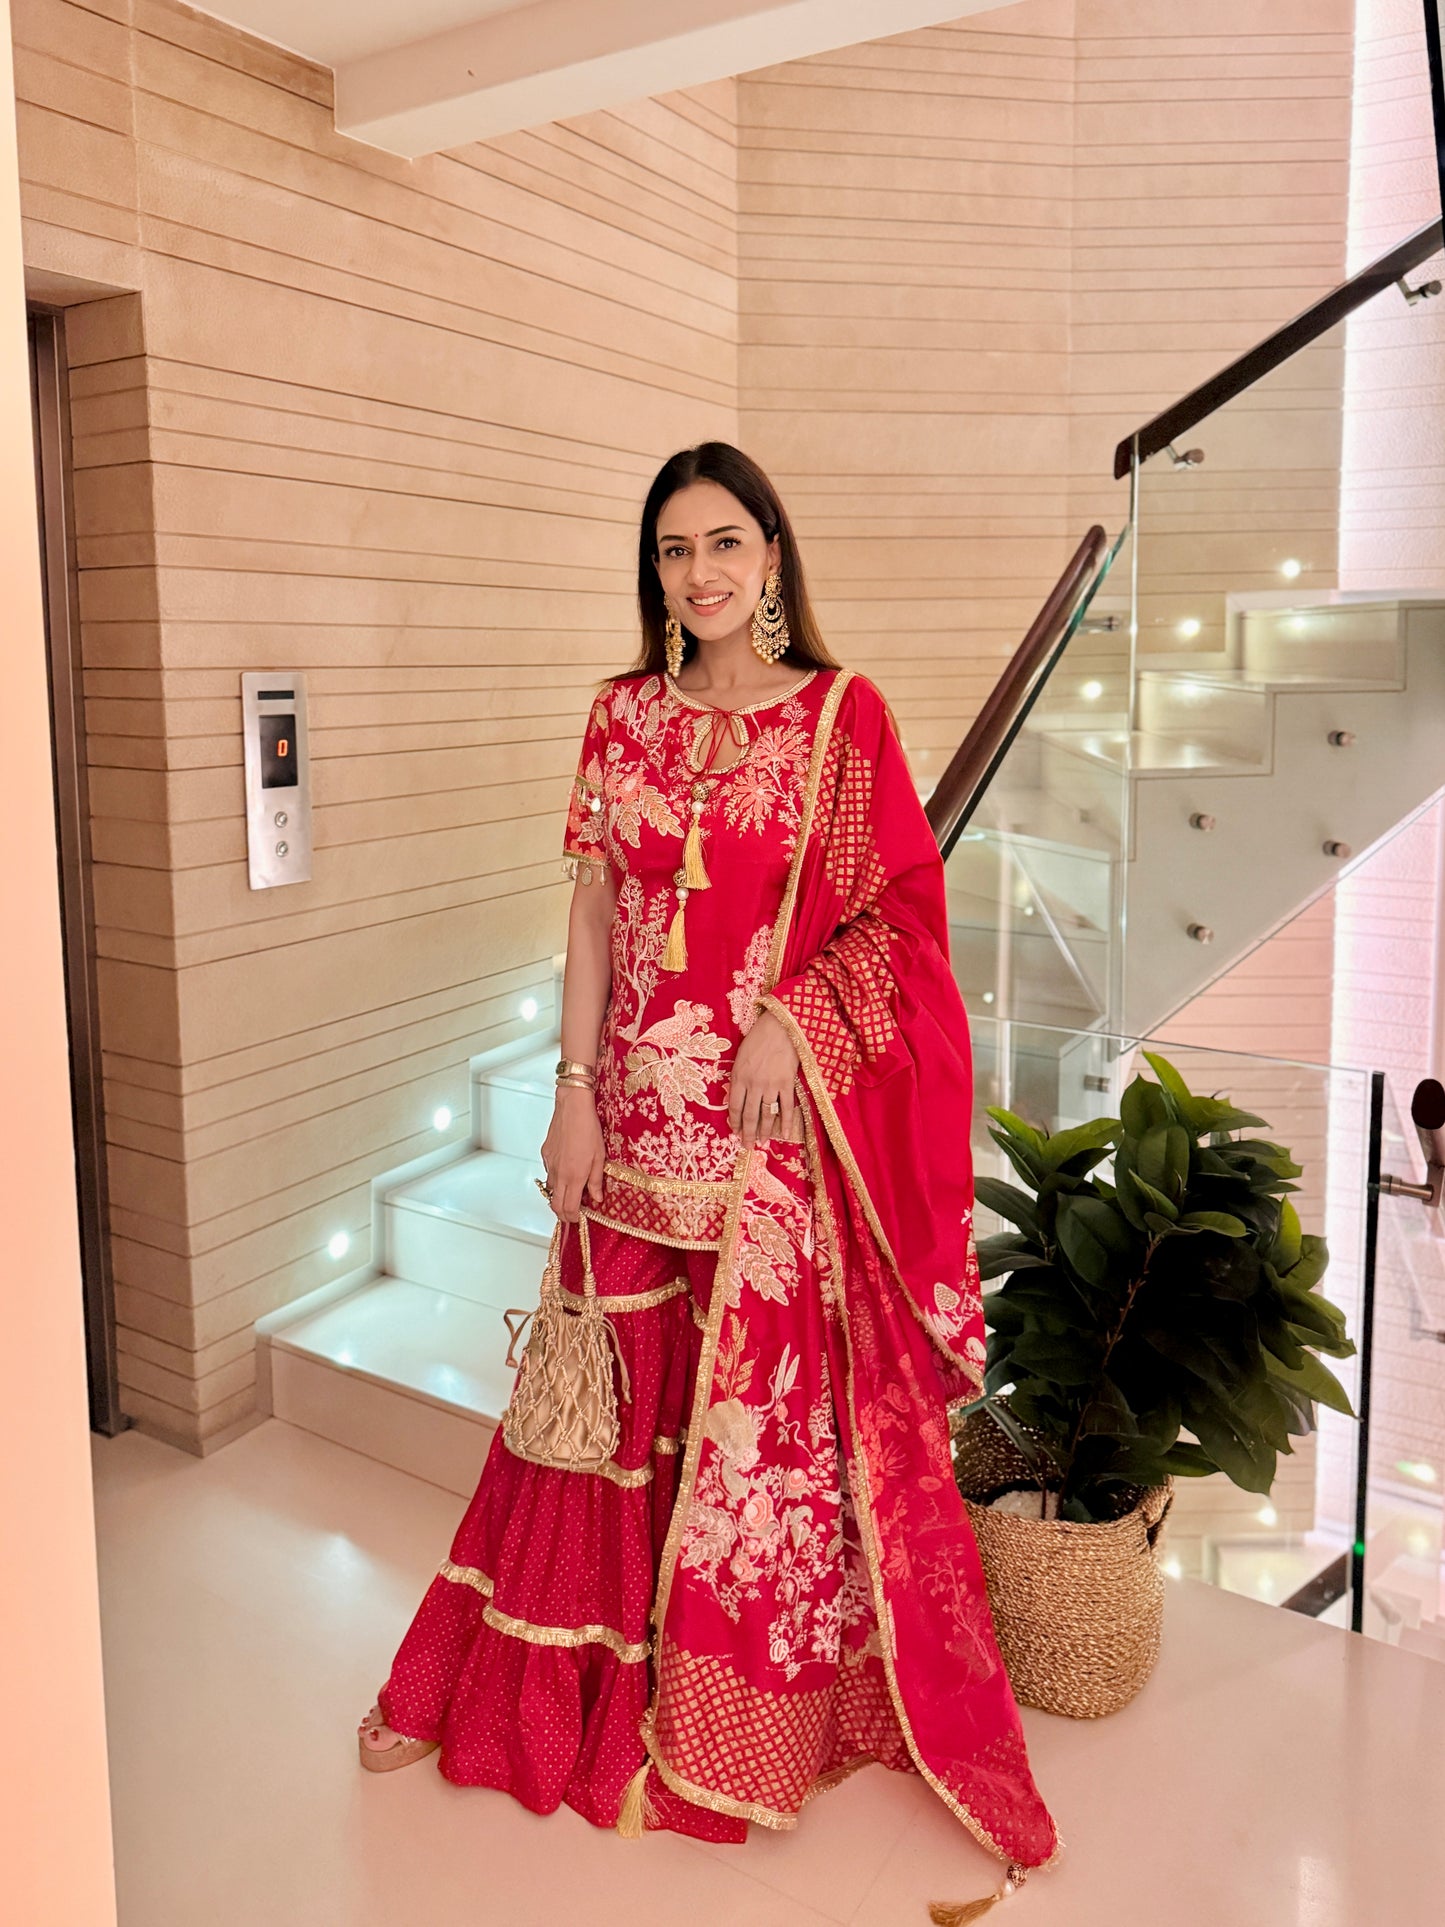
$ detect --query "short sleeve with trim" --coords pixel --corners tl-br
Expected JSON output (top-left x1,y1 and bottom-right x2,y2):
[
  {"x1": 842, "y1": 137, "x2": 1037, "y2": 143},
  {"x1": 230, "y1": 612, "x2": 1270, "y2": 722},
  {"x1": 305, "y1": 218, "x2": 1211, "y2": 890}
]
[{"x1": 561, "y1": 682, "x2": 612, "y2": 882}]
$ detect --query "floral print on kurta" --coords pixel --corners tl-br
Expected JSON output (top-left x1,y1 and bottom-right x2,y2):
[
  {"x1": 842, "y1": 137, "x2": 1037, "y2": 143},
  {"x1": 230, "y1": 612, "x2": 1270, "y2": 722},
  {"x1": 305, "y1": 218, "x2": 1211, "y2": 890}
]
[{"x1": 561, "y1": 667, "x2": 830, "y2": 1249}]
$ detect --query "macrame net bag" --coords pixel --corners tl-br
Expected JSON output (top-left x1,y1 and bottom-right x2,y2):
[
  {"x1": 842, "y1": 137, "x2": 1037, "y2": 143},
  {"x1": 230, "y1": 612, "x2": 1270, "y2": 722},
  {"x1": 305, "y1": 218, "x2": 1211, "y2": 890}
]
[{"x1": 501, "y1": 1207, "x2": 630, "y2": 1470}]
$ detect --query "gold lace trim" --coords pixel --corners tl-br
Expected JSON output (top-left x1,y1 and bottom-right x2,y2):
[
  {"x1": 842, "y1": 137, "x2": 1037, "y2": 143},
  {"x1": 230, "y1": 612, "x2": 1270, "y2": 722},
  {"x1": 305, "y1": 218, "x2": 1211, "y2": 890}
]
[
  {"x1": 437, "y1": 1560, "x2": 650, "y2": 1662},
  {"x1": 653, "y1": 1432, "x2": 685, "y2": 1456},
  {"x1": 501, "y1": 1433, "x2": 654, "y2": 1487},
  {"x1": 603, "y1": 1160, "x2": 736, "y2": 1198},
  {"x1": 809, "y1": 1102, "x2": 1058, "y2": 1872},
  {"x1": 581, "y1": 1208, "x2": 721, "y2": 1252},
  {"x1": 641, "y1": 1742, "x2": 877, "y2": 1831},
  {"x1": 559, "y1": 1274, "x2": 689, "y2": 1314},
  {"x1": 756, "y1": 992, "x2": 978, "y2": 1397},
  {"x1": 663, "y1": 667, "x2": 819, "y2": 716}
]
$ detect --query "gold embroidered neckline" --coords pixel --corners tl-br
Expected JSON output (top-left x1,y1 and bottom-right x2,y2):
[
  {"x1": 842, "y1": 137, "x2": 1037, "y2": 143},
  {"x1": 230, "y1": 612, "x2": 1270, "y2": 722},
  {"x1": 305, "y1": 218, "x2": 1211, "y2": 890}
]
[{"x1": 664, "y1": 668, "x2": 818, "y2": 715}]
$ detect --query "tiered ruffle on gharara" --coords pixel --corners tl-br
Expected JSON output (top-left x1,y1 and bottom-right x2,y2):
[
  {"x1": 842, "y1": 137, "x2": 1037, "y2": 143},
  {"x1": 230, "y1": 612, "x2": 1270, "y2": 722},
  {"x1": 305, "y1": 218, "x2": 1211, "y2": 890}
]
[{"x1": 375, "y1": 1206, "x2": 753, "y2": 1842}]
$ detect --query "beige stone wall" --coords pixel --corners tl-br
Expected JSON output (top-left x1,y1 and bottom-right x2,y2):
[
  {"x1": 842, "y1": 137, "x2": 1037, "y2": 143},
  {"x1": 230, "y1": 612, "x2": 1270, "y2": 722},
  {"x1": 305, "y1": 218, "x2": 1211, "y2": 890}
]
[
  {"x1": 737, "y1": 0, "x2": 1077, "y2": 777},
  {"x1": 17, "y1": 0, "x2": 740, "y2": 1450}
]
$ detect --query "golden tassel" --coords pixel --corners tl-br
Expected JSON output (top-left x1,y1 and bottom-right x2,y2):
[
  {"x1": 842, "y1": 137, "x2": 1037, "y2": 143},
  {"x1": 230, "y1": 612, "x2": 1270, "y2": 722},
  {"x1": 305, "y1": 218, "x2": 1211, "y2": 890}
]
[
  {"x1": 616, "y1": 1757, "x2": 654, "y2": 1838},
  {"x1": 928, "y1": 1868, "x2": 1022, "y2": 1923},
  {"x1": 682, "y1": 816, "x2": 710, "y2": 890},
  {"x1": 661, "y1": 894, "x2": 688, "y2": 971},
  {"x1": 927, "y1": 1898, "x2": 1002, "y2": 1925}
]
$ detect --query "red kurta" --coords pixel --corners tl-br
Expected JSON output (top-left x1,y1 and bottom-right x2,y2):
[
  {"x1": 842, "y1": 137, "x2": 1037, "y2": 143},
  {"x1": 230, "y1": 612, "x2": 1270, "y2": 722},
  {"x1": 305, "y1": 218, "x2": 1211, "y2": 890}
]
[{"x1": 561, "y1": 666, "x2": 828, "y2": 1245}]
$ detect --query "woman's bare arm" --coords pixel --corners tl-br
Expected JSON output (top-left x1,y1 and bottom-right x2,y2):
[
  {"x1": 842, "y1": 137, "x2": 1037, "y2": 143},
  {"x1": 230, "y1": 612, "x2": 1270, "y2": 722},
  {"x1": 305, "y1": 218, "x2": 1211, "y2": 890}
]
[{"x1": 541, "y1": 870, "x2": 617, "y2": 1221}]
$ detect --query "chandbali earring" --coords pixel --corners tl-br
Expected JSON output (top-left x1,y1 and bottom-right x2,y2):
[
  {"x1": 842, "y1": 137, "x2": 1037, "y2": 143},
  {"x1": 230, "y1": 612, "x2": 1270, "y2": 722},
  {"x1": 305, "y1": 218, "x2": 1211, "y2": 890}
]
[
  {"x1": 664, "y1": 605, "x2": 684, "y2": 678},
  {"x1": 750, "y1": 570, "x2": 789, "y2": 663}
]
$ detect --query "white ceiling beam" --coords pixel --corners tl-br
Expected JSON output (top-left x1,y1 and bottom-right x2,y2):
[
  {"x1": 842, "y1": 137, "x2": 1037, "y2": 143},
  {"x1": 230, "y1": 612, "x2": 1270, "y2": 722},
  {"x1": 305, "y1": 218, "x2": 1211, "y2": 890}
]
[{"x1": 333, "y1": 0, "x2": 1007, "y2": 158}]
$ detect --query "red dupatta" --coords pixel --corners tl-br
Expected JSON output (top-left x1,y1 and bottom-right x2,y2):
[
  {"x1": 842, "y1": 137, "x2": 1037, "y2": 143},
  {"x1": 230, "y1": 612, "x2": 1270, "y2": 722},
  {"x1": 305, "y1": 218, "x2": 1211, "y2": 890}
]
[{"x1": 636, "y1": 667, "x2": 1059, "y2": 1888}]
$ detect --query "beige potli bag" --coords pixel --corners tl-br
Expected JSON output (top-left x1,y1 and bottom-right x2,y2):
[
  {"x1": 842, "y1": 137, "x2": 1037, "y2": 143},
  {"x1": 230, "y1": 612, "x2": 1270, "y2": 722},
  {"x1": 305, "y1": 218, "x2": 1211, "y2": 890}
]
[{"x1": 501, "y1": 1205, "x2": 631, "y2": 1470}]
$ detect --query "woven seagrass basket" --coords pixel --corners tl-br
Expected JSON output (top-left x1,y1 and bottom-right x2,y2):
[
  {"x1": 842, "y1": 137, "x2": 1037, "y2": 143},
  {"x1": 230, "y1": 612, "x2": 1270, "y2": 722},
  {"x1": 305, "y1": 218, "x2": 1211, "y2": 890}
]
[{"x1": 953, "y1": 1405, "x2": 1173, "y2": 1720}]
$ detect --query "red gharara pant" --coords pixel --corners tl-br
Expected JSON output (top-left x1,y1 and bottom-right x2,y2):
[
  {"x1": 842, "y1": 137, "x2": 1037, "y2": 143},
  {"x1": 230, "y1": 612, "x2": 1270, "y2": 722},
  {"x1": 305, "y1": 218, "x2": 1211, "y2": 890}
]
[{"x1": 375, "y1": 1137, "x2": 827, "y2": 1842}]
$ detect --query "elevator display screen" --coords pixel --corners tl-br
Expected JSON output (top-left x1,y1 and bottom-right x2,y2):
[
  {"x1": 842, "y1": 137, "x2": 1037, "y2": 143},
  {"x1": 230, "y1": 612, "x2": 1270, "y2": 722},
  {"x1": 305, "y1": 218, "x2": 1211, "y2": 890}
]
[{"x1": 260, "y1": 713, "x2": 298, "y2": 788}]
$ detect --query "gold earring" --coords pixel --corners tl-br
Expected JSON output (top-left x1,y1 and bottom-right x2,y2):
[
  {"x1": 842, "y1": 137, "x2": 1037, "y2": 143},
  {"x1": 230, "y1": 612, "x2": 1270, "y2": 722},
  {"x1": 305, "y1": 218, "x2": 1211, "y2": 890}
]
[
  {"x1": 750, "y1": 570, "x2": 789, "y2": 663},
  {"x1": 664, "y1": 606, "x2": 683, "y2": 678}
]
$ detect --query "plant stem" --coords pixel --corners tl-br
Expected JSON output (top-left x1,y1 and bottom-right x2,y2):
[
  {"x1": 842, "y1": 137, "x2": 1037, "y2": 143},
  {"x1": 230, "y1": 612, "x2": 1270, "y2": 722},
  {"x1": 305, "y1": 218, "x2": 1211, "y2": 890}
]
[{"x1": 1061, "y1": 1235, "x2": 1161, "y2": 1509}]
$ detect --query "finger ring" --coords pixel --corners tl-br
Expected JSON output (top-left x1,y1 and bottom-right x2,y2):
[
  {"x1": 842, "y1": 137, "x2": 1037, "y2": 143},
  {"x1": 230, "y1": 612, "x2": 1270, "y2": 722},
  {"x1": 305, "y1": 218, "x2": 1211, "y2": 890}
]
[
  {"x1": 535, "y1": 1175, "x2": 553, "y2": 1198},
  {"x1": 769, "y1": 1099, "x2": 780, "y2": 1114}
]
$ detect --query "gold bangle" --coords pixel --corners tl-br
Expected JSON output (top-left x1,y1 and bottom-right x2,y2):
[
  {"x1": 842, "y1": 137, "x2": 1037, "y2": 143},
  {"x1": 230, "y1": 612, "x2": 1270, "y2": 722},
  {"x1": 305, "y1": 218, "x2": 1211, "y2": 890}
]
[
  {"x1": 556, "y1": 1075, "x2": 596, "y2": 1092},
  {"x1": 556, "y1": 1056, "x2": 596, "y2": 1079}
]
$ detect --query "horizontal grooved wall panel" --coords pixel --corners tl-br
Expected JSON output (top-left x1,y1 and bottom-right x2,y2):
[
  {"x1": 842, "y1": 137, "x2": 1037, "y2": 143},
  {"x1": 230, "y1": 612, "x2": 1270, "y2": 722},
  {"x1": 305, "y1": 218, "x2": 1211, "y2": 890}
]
[
  {"x1": 738, "y1": 0, "x2": 1078, "y2": 786},
  {"x1": 17, "y1": 0, "x2": 739, "y2": 1450}
]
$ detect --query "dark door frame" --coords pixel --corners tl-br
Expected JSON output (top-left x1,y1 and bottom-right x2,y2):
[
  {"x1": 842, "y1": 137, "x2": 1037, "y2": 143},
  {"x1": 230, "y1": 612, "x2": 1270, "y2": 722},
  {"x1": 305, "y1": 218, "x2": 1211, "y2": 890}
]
[{"x1": 29, "y1": 305, "x2": 129, "y2": 1437}]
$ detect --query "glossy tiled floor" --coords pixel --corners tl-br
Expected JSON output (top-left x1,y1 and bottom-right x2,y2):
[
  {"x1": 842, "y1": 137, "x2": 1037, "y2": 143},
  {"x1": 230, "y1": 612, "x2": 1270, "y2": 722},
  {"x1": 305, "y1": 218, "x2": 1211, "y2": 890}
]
[{"x1": 92, "y1": 1419, "x2": 1445, "y2": 1926}]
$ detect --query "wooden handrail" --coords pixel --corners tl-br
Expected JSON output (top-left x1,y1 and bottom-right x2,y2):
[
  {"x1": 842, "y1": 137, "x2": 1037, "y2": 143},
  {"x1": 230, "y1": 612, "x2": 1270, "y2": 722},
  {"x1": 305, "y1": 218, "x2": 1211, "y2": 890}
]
[
  {"x1": 925, "y1": 525, "x2": 1109, "y2": 855},
  {"x1": 1114, "y1": 217, "x2": 1444, "y2": 480}
]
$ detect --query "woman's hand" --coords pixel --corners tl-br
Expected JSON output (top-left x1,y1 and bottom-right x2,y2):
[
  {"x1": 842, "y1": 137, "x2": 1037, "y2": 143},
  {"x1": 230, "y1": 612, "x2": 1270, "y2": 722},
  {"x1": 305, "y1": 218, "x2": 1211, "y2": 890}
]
[
  {"x1": 729, "y1": 1007, "x2": 803, "y2": 1147},
  {"x1": 540, "y1": 1085, "x2": 606, "y2": 1222}
]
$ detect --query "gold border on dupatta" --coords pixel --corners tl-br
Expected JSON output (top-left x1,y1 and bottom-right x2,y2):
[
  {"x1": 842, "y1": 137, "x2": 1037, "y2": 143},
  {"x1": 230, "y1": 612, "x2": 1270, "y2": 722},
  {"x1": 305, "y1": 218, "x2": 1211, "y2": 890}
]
[
  {"x1": 795, "y1": 1093, "x2": 1063, "y2": 1875},
  {"x1": 755, "y1": 992, "x2": 983, "y2": 1395},
  {"x1": 634, "y1": 668, "x2": 856, "y2": 1819},
  {"x1": 751, "y1": 676, "x2": 983, "y2": 1392}
]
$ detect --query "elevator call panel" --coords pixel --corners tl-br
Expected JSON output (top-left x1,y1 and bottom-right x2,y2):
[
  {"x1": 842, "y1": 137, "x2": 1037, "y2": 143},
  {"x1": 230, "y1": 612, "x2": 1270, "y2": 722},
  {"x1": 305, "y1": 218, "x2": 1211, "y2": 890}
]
[{"x1": 242, "y1": 671, "x2": 313, "y2": 889}]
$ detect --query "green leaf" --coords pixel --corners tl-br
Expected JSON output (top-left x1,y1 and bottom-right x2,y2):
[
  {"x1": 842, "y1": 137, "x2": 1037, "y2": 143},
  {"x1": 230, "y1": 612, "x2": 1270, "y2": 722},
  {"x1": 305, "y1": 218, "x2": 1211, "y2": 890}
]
[
  {"x1": 989, "y1": 1128, "x2": 1047, "y2": 1190},
  {"x1": 1055, "y1": 1196, "x2": 1135, "y2": 1287},
  {"x1": 986, "y1": 1107, "x2": 1046, "y2": 1151},
  {"x1": 1160, "y1": 1440, "x2": 1217, "y2": 1478},
  {"x1": 1180, "y1": 1211, "x2": 1248, "y2": 1237},
  {"x1": 1185, "y1": 1405, "x2": 1277, "y2": 1494},
  {"x1": 1137, "y1": 1123, "x2": 1191, "y2": 1200},
  {"x1": 1140, "y1": 1050, "x2": 1192, "y2": 1104},
  {"x1": 1129, "y1": 1173, "x2": 1180, "y2": 1222},
  {"x1": 1009, "y1": 1327, "x2": 1101, "y2": 1383},
  {"x1": 1121, "y1": 1075, "x2": 1170, "y2": 1138},
  {"x1": 1039, "y1": 1118, "x2": 1121, "y2": 1169},
  {"x1": 1265, "y1": 1349, "x2": 1356, "y2": 1420},
  {"x1": 1264, "y1": 1196, "x2": 1303, "y2": 1271},
  {"x1": 1180, "y1": 1097, "x2": 1269, "y2": 1137},
  {"x1": 976, "y1": 1233, "x2": 1054, "y2": 1281},
  {"x1": 1281, "y1": 1233, "x2": 1329, "y2": 1292},
  {"x1": 974, "y1": 1176, "x2": 1043, "y2": 1242}
]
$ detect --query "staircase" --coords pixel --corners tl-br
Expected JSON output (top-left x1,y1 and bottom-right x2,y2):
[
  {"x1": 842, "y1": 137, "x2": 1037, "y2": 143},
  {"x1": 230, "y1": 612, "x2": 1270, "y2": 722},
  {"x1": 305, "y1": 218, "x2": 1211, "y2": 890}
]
[
  {"x1": 256, "y1": 1030, "x2": 558, "y2": 1495},
  {"x1": 945, "y1": 594, "x2": 1445, "y2": 1038}
]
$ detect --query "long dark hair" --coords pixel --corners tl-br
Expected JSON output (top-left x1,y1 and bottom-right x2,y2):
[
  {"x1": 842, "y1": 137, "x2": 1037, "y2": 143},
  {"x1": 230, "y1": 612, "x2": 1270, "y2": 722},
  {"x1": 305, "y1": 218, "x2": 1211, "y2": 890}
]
[{"x1": 618, "y1": 442, "x2": 841, "y2": 681}]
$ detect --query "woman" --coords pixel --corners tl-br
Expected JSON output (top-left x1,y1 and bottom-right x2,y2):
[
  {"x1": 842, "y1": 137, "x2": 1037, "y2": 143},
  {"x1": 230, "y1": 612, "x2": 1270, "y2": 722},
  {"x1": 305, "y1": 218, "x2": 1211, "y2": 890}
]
[{"x1": 356, "y1": 443, "x2": 1059, "y2": 1915}]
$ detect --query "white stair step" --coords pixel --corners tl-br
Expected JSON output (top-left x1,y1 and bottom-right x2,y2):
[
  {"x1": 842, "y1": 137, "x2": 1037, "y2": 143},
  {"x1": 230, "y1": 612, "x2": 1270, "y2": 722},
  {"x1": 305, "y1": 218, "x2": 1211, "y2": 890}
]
[
  {"x1": 1235, "y1": 596, "x2": 1408, "y2": 680},
  {"x1": 386, "y1": 1149, "x2": 553, "y2": 1306},
  {"x1": 1041, "y1": 726, "x2": 1263, "y2": 779},
  {"x1": 1136, "y1": 668, "x2": 1271, "y2": 760},
  {"x1": 269, "y1": 1277, "x2": 515, "y2": 1496}
]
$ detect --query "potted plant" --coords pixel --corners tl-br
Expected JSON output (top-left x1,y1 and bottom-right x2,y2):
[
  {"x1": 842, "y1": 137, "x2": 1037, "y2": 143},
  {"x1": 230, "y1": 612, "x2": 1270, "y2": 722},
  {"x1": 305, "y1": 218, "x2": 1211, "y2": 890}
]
[{"x1": 953, "y1": 1050, "x2": 1356, "y2": 1717}]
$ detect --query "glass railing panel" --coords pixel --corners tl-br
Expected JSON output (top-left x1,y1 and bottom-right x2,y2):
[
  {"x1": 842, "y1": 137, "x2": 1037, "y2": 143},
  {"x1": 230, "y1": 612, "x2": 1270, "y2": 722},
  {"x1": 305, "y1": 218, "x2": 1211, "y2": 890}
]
[
  {"x1": 966, "y1": 1016, "x2": 1373, "y2": 1629},
  {"x1": 942, "y1": 521, "x2": 1133, "y2": 1031},
  {"x1": 1131, "y1": 315, "x2": 1350, "y2": 670},
  {"x1": 1362, "y1": 1080, "x2": 1445, "y2": 1655}
]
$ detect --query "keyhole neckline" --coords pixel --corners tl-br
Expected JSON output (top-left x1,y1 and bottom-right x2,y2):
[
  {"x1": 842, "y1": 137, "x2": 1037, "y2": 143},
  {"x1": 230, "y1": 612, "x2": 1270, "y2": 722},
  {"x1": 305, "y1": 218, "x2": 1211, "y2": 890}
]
[{"x1": 664, "y1": 667, "x2": 818, "y2": 716}]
